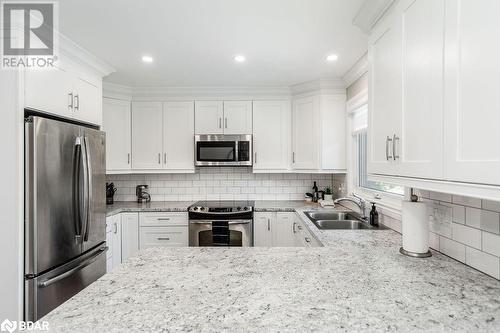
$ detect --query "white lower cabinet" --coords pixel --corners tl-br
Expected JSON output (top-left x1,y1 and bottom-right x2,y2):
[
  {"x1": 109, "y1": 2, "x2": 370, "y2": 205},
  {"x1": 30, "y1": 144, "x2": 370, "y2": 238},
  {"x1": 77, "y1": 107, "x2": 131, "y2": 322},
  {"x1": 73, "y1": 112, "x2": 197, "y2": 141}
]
[
  {"x1": 106, "y1": 213, "x2": 139, "y2": 272},
  {"x1": 139, "y1": 212, "x2": 188, "y2": 249},
  {"x1": 254, "y1": 212, "x2": 316, "y2": 247},
  {"x1": 106, "y1": 214, "x2": 122, "y2": 272}
]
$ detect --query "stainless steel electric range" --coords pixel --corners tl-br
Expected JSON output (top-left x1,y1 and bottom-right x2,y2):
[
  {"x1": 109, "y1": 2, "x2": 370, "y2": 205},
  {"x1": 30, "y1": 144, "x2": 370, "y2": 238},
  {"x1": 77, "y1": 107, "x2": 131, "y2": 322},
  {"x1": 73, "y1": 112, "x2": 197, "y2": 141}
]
[{"x1": 188, "y1": 201, "x2": 254, "y2": 247}]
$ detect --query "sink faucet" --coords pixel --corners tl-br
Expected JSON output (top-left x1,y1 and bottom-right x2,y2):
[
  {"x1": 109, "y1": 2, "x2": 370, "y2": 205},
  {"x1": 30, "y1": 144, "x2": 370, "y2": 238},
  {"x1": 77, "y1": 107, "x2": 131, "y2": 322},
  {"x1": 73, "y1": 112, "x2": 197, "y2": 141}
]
[{"x1": 333, "y1": 193, "x2": 367, "y2": 219}]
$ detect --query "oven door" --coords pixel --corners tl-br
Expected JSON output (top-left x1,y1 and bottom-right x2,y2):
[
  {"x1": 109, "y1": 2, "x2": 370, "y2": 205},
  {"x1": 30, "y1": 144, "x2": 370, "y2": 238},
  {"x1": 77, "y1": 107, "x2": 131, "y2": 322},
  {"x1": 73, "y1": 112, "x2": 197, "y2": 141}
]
[{"x1": 189, "y1": 220, "x2": 253, "y2": 247}]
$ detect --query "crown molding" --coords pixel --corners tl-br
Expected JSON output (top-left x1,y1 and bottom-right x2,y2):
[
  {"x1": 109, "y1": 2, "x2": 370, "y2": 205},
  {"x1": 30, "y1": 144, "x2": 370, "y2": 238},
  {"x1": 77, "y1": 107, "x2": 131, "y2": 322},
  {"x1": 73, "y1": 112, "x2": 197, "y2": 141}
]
[
  {"x1": 342, "y1": 53, "x2": 368, "y2": 88},
  {"x1": 59, "y1": 34, "x2": 115, "y2": 78},
  {"x1": 290, "y1": 78, "x2": 346, "y2": 96},
  {"x1": 353, "y1": 0, "x2": 395, "y2": 34},
  {"x1": 103, "y1": 78, "x2": 349, "y2": 101}
]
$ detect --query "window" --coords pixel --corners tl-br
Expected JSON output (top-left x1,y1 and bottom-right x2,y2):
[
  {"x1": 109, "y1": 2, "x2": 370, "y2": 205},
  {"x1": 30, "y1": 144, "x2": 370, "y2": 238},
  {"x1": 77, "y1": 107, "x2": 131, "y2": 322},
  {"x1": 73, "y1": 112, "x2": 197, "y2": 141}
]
[{"x1": 350, "y1": 102, "x2": 404, "y2": 196}]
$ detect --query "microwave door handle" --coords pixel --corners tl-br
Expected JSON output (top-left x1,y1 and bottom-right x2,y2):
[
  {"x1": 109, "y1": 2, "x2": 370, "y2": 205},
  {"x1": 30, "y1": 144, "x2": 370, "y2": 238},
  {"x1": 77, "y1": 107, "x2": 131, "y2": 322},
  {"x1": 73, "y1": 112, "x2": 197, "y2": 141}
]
[
  {"x1": 83, "y1": 136, "x2": 92, "y2": 242},
  {"x1": 235, "y1": 141, "x2": 238, "y2": 162}
]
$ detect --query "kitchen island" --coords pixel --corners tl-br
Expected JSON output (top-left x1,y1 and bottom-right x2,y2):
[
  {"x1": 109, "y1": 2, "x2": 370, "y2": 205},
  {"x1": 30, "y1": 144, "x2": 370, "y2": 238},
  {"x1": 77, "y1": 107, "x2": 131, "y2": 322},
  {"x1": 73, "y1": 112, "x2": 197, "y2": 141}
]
[{"x1": 40, "y1": 204, "x2": 500, "y2": 332}]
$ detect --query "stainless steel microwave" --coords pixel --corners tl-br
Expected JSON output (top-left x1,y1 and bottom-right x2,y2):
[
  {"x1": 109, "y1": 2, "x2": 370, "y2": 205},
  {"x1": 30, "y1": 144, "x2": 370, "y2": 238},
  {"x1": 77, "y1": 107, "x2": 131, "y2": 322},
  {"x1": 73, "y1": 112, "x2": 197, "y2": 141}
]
[{"x1": 195, "y1": 134, "x2": 252, "y2": 166}]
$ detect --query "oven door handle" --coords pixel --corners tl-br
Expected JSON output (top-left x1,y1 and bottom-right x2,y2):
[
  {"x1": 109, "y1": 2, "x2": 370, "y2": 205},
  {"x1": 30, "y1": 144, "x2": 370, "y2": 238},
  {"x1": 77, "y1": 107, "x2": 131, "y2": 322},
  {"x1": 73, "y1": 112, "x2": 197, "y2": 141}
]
[
  {"x1": 189, "y1": 219, "x2": 252, "y2": 225},
  {"x1": 189, "y1": 210, "x2": 252, "y2": 215}
]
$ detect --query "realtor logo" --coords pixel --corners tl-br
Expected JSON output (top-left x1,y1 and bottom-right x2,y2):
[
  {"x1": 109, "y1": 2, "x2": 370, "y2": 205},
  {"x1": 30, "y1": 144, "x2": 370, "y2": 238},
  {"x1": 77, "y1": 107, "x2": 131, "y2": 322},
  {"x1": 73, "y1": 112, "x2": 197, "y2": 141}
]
[
  {"x1": 1, "y1": 1, "x2": 59, "y2": 69},
  {"x1": 0, "y1": 319, "x2": 16, "y2": 333}
]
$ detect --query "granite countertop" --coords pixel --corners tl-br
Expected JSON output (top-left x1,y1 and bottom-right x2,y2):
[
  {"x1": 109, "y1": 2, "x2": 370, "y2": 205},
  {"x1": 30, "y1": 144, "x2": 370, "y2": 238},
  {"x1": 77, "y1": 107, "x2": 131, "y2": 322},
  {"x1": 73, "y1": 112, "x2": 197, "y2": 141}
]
[
  {"x1": 106, "y1": 200, "x2": 313, "y2": 216},
  {"x1": 42, "y1": 204, "x2": 500, "y2": 332}
]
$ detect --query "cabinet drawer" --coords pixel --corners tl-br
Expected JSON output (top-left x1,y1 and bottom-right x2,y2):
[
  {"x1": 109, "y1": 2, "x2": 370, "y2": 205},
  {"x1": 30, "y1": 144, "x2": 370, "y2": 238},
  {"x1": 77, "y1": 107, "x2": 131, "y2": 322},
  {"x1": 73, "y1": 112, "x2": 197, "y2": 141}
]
[
  {"x1": 139, "y1": 212, "x2": 188, "y2": 227},
  {"x1": 139, "y1": 226, "x2": 188, "y2": 248}
]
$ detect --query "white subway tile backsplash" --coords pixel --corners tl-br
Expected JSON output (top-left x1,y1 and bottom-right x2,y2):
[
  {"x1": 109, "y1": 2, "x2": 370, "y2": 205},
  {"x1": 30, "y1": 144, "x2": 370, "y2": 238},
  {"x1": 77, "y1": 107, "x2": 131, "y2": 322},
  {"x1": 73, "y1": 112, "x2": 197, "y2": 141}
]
[
  {"x1": 482, "y1": 200, "x2": 500, "y2": 213},
  {"x1": 452, "y1": 204, "x2": 465, "y2": 224},
  {"x1": 430, "y1": 192, "x2": 452, "y2": 203},
  {"x1": 439, "y1": 236, "x2": 466, "y2": 262},
  {"x1": 452, "y1": 195, "x2": 482, "y2": 208},
  {"x1": 465, "y1": 247, "x2": 500, "y2": 279},
  {"x1": 107, "y1": 167, "x2": 334, "y2": 202},
  {"x1": 429, "y1": 232, "x2": 440, "y2": 251},
  {"x1": 465, "y1": 207, "x2": 500, "y2": 233},
  {"x1": 482, "y1": 232, "x2": 500, "y2": 257},
  {"x1": 452, "y1": 223, "x2": 481, "y2": 249}
]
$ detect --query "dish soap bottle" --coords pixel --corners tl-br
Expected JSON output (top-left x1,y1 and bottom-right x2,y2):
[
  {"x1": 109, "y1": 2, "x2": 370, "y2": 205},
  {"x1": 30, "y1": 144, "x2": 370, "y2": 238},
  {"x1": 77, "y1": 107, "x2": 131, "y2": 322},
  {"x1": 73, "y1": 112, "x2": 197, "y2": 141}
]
[{"x1": 369, "y1": 203, "x2": 379, "y2": 226}]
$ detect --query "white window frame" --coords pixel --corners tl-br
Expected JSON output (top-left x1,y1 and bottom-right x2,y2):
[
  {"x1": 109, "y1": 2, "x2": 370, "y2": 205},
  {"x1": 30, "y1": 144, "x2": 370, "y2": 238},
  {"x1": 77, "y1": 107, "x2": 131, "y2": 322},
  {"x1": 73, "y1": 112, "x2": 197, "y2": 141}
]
[{"x1": 346, "y1": 89, "x2": 404, "y2": 216}]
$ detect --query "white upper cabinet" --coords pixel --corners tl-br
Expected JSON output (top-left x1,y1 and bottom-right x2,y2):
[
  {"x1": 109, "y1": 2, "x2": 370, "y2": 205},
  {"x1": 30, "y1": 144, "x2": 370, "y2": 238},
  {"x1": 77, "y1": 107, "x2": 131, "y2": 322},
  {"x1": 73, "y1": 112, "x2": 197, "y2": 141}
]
[
  {"x1": 444, "y1": 0, "x2": 500, "y2": 185},
  {"x1": 223, "y1": 101, "x2": 252, "y2": 134},
  {"x1": 102, "y1": 98, "x2": 131, "y2": 172},
  {"x1": 195, "y1": 101, "x2": 224, "y2": 134},
  {"x1": 292, "y1": 96, "x2": 319, "y2": 170},
  {"x1": 291, "y1": 95, "x2": 345, "y2": 172},
  {"x1": 368, "y1": 10, "x2": 402, "y2": 177},
  {"x1": 398, "y1": 0, "x2": 444, "y2": 179},
  {"x1": 24, "y1": 56, "x2": 105, "y2": 126},
  {"x1": 131, "y1": 102, "x2": 163, "y2": 169},
  {"x1": 368, "y1": 0, "x2": 445, "y2": 179},
  {"x1": 195, "y1": 100, "x2": 252, "y2": 134},
  {"x1": 163, "y1": 102, "x2": 195, "y2": 171},
  {"x1": 253, "y1": 101, "x2": 290, "y2": 172},
  {"x1": 24, "y1": 65, "x2": 74, "y2": 120}
]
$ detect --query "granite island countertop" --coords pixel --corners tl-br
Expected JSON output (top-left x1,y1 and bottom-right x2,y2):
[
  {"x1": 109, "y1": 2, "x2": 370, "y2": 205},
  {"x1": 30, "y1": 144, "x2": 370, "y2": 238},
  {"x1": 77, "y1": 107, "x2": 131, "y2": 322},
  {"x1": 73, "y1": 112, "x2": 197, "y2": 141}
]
[{"x1": 41, "y1": 203, "x2": 500, "y2": 332}]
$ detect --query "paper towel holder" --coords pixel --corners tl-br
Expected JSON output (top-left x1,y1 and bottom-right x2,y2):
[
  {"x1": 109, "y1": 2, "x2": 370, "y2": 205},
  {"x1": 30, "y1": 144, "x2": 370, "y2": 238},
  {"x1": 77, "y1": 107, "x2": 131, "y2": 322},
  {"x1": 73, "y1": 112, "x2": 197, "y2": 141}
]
[{"x1": 399, "y1": 189, "x2": 432, "y2": 258}]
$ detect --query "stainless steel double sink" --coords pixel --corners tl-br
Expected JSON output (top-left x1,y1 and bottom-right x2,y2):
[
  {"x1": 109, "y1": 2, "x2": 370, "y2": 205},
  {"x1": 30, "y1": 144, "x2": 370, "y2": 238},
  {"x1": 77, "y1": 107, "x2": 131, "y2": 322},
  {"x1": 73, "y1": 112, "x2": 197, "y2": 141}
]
[{"x1": 304, "y1": 211, "x2": 387, "y2": 230}]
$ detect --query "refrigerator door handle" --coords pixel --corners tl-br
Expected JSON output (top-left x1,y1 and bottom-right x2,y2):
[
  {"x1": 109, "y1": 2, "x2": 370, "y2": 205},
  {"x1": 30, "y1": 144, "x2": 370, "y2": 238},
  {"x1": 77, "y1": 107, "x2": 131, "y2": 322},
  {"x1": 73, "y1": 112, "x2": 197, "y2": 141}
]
[
  {"x1": 83, "y1": 136, "x2": 92, "y2": 242},
  {"x1": 73, "y1": 137, "x2": 83, "y2": 240},
  {"x1": 38, "y1": 247, "x2": 107, "y2": 288},
  {"x1": 80, "y1": 136, "x2": 90, "y2": 242}
]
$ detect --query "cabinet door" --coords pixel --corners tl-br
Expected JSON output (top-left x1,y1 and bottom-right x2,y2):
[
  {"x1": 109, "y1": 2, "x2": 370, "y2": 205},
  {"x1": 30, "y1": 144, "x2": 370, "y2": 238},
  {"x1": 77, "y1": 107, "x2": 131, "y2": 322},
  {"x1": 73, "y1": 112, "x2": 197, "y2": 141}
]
[
  {"x1": 139, "y1": 227, "x2": 188, "y2": 248},
  {"x1": 320, "y1": 95, "x2": 346, "y2": 170},
  {"x1": 163, "y1": 102, "x2": 195, "y2": 171},
  {"x1": 111, "y1": 215, "x2": 122, "y2": 268},
  {"x1": 102, "y1": 98, "x2": 131, "y2": 171},
  {"x1": 273, "y1": 213, "x2": 295, "y2": 246},
  {"x1": 131, "y1": 102, "x2": 163, "y2": 169},
  {"x1": 397, "y1": 0, "x2": 444, "y2": 179},
  {"x1": 444, "y1": 0, "x2": 500, "y2": 185},
  {"x1": 292, "y1": 96, "x2": 319, "y2": 170},
  {"x1": 367, "y1": 12, "x2": 402, "y2": 176},
  {"x1": 121, "y1": 213, "x2": 139, "y2": 261},
  {"x1": 253, "y1": 101, "x2": 290, "y2": 171},
  {"x1": 24, "y1": 66, "x2": 73, "y2": 119},
  {"x1": 73, "y1": 77, "x2": 102, "y2": 125},
  {"x1": 253, "y1": 212, "x2": 274, "y2": 246},
  {"x1": 223, "y1": 101, "x2": 252, "y2": 134},
  {"x1": 195, "y1": 101, "x2": 223, "y2": 134}
]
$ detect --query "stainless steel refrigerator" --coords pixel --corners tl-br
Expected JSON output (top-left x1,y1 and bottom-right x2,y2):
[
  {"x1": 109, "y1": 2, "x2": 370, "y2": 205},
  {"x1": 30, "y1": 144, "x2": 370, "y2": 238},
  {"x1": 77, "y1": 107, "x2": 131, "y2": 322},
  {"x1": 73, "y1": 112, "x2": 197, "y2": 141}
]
[{"x1": 24, "y1": 115, "x2": 107, "y2": 321}]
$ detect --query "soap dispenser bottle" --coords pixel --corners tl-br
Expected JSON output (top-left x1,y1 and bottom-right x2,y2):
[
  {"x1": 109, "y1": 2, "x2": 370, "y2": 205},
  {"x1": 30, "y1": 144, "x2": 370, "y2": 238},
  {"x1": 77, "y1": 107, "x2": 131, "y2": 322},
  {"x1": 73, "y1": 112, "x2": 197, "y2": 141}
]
[{"x1": 369, "y1": 203, "x2": 379, "y2": 226}]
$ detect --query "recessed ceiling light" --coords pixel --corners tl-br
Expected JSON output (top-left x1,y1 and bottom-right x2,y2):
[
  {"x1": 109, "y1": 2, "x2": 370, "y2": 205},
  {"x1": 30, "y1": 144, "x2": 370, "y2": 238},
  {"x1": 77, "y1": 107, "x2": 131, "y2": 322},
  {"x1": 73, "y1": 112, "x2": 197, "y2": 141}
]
[
  {"x1": 142, "y1": 55, "x2": 154, "y2": 63},
  {"x1": 326, "y1": 54, "x2": 338, "y2": 62},
  {"x1": 233, "y1": 55, "x2": 246, "y2": 63}
]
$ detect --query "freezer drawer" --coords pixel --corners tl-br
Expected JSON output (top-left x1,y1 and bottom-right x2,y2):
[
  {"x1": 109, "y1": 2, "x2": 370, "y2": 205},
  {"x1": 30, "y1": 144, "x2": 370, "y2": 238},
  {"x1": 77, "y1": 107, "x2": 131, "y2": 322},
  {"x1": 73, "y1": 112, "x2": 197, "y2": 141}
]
[{"x1": 25, "y1": 245, "x2": 107, "y2": 321}]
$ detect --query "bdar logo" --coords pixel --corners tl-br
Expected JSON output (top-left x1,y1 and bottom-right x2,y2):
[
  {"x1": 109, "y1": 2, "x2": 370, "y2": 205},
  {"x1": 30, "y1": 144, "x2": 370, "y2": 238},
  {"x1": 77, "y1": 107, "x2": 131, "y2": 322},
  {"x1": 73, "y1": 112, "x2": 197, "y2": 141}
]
[{"x1": 0, "y1": 319, "x2": 17, "y2": 333}]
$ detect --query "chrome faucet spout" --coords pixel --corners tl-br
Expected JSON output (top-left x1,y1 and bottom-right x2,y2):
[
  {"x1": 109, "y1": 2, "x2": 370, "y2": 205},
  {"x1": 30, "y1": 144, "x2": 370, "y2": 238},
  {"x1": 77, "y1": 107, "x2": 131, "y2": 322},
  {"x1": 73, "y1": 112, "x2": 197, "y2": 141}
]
[{"x1": 333, "y1": 194, "x2": 367, "y2": 219}]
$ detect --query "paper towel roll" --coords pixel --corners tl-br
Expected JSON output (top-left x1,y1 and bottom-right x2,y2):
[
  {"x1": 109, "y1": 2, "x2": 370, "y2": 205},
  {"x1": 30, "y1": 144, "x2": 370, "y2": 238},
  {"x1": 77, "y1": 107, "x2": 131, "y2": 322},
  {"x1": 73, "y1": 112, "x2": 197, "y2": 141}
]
[{"x1": 401, "y1": 201, "x2": 429, "y2": 254}]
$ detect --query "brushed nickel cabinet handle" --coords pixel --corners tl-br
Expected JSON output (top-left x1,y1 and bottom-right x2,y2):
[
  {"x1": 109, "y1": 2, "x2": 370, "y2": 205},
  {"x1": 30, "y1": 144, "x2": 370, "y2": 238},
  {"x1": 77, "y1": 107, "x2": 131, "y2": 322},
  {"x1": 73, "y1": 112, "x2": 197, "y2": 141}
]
[
  {"x1": 127, "y1": 153, "x2": 130, "y2": 164},
  {"x1": 254, "y1": 152, "x2": 257, "y2": 164},
  {"x1": 219, "y1": 118, "x2": 222, "y2": 128},
  {"x1": 393, "y1": 134, "x2": 400, "y2": 160},
  {"x1": 68, "y1": 92, "x2": 74, "y2": 110},
  {"x1": 164, "y1": 153, "x2": 167, "y2": 164},
  {"x1": 305, "y1": 237, "x2": 311, "y2": 243},
  {"x1": 157, "y1": 218, "x2": 170, "y2": 221},
  {"x1": 157, "y1": 237, "x2": 170, "y2": 241},
  {"x1": 158, "y1": 153, "x2": 161, "y2": 164},
  {"x1": 74, "y1": 94, "x2": 80, "y2": 110},
  {"x1": 267, "y1": 218, "x2": 270, "y2": 231},
  {"x1": 386, "y1": 136, "x2": 393, "y2": 161},
  {"x1": 293, "y1": 152, "x2": 296, "y2": 164},
  {"x1": 225, "y1": 118, "x2": 227, "y2": 129}
]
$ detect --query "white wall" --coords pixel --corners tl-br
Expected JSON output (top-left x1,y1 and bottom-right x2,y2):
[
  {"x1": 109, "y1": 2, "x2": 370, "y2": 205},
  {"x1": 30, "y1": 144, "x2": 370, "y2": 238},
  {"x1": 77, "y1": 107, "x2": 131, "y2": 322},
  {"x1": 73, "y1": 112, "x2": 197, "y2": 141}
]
[{"x1": 0, "y1": 71, "x2": 24, "y2": 320}]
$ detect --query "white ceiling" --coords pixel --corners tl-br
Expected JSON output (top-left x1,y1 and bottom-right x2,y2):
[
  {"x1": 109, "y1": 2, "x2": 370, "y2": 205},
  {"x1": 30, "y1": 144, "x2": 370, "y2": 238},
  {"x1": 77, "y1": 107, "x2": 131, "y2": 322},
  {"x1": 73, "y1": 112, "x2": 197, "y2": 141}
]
[{"x1": 59, "y1": 0, "x2": 368, "y2": 87}]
